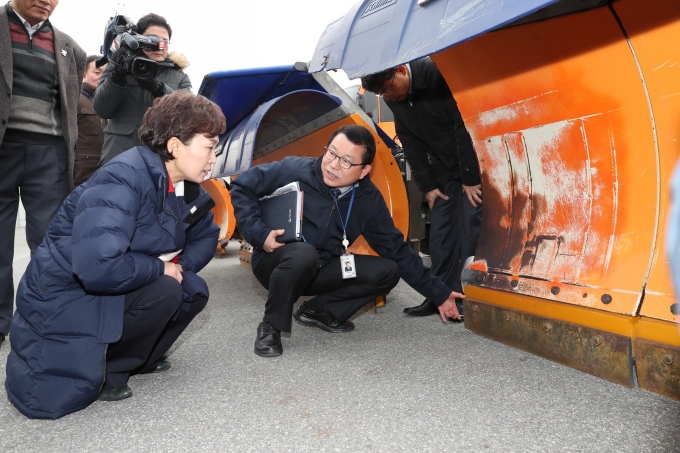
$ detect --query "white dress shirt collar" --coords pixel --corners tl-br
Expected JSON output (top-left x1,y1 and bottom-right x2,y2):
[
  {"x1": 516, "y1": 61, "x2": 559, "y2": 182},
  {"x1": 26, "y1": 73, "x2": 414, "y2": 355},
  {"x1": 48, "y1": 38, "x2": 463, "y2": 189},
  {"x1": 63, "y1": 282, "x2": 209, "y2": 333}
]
[{"x1": 11, "y1": 7, "x2": 45, "y2": 36}]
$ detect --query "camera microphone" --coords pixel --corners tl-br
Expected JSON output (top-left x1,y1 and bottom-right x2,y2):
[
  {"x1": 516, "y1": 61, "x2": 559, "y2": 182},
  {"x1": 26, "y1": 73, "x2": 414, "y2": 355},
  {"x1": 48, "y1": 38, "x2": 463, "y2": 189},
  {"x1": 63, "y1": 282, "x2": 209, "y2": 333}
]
[{"x1": 120, "y1": 33, "x2": 140, "y2": 51}]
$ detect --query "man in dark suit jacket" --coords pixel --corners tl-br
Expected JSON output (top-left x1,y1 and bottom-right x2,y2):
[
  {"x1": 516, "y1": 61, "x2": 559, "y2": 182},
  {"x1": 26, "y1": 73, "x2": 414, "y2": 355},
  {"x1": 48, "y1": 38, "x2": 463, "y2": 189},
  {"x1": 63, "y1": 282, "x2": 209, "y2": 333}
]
[
  {"x1": 0, "y1": 0, "x2": 86, "y2": 348},
  {"x1": 231, "y1": 125, "x2": 464, "y2": 358},
  {"x1": 362, "y1": 57, "x2": 482, "y2": 319}
]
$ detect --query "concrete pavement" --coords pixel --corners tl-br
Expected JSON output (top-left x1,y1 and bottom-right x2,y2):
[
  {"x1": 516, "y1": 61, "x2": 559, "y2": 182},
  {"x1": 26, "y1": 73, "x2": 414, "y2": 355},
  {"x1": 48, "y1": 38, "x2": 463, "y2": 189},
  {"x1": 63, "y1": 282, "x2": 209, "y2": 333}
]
[{"x1": 0, "y1": 231, "x2": 678, "y2": 452}]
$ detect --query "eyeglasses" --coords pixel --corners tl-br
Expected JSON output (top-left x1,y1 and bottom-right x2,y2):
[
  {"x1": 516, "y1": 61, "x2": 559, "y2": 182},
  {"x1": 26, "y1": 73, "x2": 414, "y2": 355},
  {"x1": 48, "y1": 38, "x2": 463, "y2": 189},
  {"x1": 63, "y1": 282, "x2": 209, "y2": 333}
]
[
  {"x1": 375, "y1": 73, "x2": 396, "y2": 97},
  {"x1": 324, "y1": 147, "x2": 363, "y2": 170}
]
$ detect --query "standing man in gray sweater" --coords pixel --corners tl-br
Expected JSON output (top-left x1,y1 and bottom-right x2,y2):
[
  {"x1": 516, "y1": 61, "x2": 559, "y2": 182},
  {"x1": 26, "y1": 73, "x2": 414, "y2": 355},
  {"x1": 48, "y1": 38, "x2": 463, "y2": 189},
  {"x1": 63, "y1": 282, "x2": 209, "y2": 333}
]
[{"x1": 0, "y1": 0, "x2": 86, "y2": 348}]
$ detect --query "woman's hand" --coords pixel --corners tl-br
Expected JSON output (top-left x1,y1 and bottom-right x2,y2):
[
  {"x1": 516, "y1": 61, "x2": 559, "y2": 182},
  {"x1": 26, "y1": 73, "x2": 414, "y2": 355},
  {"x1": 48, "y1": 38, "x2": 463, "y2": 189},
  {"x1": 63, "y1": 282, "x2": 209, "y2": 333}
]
[{"x1": 164, "y1": 262, "x2": 183, "y2": 283}]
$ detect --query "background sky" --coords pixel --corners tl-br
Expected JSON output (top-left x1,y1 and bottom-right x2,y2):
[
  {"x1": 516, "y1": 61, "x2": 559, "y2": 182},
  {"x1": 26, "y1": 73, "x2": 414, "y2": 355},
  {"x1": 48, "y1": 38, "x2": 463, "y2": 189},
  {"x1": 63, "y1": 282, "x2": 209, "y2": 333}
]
[{"x1": 49, "y1": 0, "x2": 360, "y2": 91}]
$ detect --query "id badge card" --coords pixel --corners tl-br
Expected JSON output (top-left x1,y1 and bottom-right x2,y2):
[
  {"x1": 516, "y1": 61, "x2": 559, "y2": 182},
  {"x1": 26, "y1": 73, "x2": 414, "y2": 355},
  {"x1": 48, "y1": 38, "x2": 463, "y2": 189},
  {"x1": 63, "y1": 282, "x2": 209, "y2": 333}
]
[{"x1": 341, "y1": 254, "x2": 356, "y2": 279}]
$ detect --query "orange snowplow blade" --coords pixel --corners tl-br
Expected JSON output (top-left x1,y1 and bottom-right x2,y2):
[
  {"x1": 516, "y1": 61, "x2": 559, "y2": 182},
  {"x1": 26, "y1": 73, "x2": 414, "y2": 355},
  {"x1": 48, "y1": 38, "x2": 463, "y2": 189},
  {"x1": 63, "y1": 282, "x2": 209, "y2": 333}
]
[{"x1": 434, "y1": 0, "x2": 680, "y2": 399}]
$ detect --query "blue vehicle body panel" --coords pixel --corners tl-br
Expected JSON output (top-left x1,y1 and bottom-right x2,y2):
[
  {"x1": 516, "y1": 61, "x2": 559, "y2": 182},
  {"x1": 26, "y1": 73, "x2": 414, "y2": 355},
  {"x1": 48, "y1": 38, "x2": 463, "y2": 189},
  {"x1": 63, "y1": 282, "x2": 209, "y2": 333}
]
[
  {"x1": 199, "y1": 65, "x2": 324, "y2": 137},
  {"x1": 199, "y1": 66, "x2": 397, "y2": 178},
  {"x1": 212, "y1": 90, "x2": 342, "y2": 178},
  {"x1": 309, "y1": 0, "x2": 561, "y2": 78}
]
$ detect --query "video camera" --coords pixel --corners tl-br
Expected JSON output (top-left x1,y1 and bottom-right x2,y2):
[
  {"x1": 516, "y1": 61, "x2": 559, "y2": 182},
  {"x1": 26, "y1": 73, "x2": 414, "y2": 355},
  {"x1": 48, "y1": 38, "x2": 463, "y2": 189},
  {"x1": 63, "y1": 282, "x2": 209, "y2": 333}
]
[{"x1": 96, "y1": 15, "x2": 170, "y2": 79}]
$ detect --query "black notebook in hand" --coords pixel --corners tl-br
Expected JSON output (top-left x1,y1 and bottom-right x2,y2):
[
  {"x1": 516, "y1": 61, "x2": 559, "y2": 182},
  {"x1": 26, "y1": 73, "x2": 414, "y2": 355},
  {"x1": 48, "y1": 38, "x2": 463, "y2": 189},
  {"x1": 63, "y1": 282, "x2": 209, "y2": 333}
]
[{"x1": 259, "y1": 182, "x2": 304, "y2": 243}]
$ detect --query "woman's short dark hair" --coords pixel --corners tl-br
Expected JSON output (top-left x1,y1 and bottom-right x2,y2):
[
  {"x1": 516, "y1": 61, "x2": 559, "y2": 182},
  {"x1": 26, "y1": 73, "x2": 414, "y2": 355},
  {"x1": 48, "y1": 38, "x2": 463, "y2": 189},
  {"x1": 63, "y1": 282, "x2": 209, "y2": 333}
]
[
  {"x1": 138, "y1": 91, "x2": 226, "y2": 161},
  {"x1": 326, "y1": 125, "x2": 376, "y2": 165},
  {"x1": 137, "y1": 13, "x2": 172, "y2": 39}
]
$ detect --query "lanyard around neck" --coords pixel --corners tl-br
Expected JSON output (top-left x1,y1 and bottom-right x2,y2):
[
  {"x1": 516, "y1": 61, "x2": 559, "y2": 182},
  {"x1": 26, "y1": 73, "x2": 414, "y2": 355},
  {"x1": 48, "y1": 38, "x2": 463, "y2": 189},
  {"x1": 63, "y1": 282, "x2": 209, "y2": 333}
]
[{"x1": 332, "y1": 185, "x2": 355, "y2": 253}]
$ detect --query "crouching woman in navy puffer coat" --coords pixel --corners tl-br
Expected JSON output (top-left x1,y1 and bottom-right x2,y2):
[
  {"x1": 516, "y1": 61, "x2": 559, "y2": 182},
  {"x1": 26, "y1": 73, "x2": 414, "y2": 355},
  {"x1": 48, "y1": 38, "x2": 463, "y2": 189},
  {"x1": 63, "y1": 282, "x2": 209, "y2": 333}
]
[{"x1": 5, "y1": 90, "x2": 226, "y2": 419}]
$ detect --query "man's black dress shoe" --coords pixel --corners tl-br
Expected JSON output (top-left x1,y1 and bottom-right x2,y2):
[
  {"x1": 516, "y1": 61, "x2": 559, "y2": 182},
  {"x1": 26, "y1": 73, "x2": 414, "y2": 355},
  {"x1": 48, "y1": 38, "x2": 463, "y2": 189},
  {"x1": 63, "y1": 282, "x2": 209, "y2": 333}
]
[
  {"x1": 403, "y1": 298, "x2": 439, "y2": 316},
  {"x1": 152, "y1": 360, "x2": 171, "y2": 373},
  {"x1": 98, "y1": 385, "x2": 133, "y2": 401},
  {"x1": 293, "y1": 303, "x2": 355, "y2": 333},
  {"x1": 0, "y1": 332, "x2": 5, "y2": 348},
  {"x1": 255, "y1": 321, "x2": 283, "y2": 357}
]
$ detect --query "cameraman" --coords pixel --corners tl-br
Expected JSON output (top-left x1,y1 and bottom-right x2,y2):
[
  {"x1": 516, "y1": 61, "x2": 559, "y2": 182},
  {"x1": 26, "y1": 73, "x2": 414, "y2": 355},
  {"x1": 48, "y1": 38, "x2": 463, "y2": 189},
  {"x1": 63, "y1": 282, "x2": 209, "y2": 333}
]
[{"x1": 94, "y1": 13, "x2": 191, "y2": 165}]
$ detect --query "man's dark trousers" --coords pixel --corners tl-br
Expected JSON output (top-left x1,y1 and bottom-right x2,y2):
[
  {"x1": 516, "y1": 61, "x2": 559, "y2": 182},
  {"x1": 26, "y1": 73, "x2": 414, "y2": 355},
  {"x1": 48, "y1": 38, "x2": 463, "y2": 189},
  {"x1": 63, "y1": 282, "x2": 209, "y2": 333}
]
[
  {"x1": 104, "y1": 275, "x2": 209, "y2": 389},
  {"x1": 429, "y1": 178, "x2": 482, "y2": 294},
  {"x1": 0, "y1": 139, "x2": 70, "y2": 337},
  {"x1": 253, "y1": 242, "x2": 400, "y2": 332}
]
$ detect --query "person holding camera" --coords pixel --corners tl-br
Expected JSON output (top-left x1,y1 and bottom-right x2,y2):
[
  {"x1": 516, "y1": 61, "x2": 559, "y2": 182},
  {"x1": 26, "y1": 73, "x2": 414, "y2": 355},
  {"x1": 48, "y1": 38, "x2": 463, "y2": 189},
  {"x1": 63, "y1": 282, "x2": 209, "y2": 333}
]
[
  {"x1": 94, "y1": 13, "x2": 191, "y2": 165},
  {"x1": 5, "y1": 90, "x2": 225, "y2": 419}
]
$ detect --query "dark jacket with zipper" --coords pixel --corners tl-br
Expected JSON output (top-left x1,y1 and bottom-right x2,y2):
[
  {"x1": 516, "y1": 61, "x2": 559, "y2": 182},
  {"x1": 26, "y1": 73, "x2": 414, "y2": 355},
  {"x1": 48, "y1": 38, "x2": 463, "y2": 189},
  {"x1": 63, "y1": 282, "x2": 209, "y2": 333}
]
[
  {"x1": 231, "y1": 156, "x2": 451, "y2": 305},
  {"x1": 74, "y1": 81, "x2": 105, "y2": 186},
  {"x1": 385, "y1": 57, "x2": 480, "y2": 193},
  {"x1": 5, "y1": 146, "x2": 218, "y2": 419}
]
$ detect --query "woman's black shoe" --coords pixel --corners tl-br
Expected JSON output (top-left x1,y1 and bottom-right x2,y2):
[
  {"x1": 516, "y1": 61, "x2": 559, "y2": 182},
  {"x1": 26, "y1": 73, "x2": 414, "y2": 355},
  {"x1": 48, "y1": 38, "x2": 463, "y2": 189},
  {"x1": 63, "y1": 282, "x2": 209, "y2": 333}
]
[
  {"x1": 151, "y1": 360, "x2": 171, "y2": 373},
  {"x1": 98, "y1": 385, "x2": 133, "y2": 401}
]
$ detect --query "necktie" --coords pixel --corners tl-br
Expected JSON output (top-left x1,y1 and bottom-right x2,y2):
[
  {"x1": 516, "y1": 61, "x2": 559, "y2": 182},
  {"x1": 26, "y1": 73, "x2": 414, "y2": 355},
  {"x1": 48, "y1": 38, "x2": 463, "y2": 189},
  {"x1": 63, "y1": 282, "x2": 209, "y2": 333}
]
[{"x1": 330, "y1": 188, "x2": 341, "y2": 200}]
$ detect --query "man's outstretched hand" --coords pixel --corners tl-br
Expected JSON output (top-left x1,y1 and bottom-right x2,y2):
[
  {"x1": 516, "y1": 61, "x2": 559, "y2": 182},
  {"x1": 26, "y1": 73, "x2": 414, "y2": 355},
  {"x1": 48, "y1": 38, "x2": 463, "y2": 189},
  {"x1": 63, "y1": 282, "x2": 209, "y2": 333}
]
[{"x1": 438, "y1": 291, "x2": 465, "y2": 322}]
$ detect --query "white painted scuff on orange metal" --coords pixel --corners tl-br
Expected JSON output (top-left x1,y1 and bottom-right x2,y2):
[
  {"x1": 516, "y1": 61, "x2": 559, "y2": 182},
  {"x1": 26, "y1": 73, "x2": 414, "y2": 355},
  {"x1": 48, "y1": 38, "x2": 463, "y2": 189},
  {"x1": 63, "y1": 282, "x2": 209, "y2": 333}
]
[
  {"x1": 477, "y1": 112, "x2": 622, "y2": 299},
  {"x1": 522, "y1": 120, "x2": 590, "y2": 277},
  {"x1": 522, "y1": 120, "x2": 570, "y2": 204},
  {"x1": 484, "y1": 135, "x2": 513, "y2": 202},
  {"x1": 653, "y1": 60, "x2": 669, "y2": 71},
  {"x1": 478, "y1": 105, "x2": 519, "y2": 127},
  {"x1": 604, "y1": 129, "x2": 619, "y2": 276},
  {"x1": 645, "y1": 290, "x2": 670, "y2": 296},
  {"x1": 477, "y1": 91, "x2": 556, "y2": 127},
  {"x1": 577, "y1": 122, "x2": 594, "y2": 282}
]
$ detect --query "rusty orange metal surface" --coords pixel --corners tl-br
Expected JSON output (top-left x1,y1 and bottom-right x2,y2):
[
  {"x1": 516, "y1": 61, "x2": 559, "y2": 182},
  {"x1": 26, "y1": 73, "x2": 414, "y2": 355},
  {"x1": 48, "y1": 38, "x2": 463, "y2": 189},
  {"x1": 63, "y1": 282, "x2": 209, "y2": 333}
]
[
  {"x1": 464, "y1": 298, "x2": 636, "y2": 388},
  {"x1": 201, "y1": 178, "x2": 236, "y2": 248},
  {"x1": 465, "y1": 284, "x2": 680, "y2": 396},
  {"x1": 431, "y1": 0, "x2": 680, "y2": 398},
  {"x1": 433, "y1": 1, "x2": 680, "y2": 328},
  {"x1": 634, "y1": 339, "x2": 680, "y2": 401},
  {"x1": 464, "y1": 285, "x2": 638, "y2": 339}
]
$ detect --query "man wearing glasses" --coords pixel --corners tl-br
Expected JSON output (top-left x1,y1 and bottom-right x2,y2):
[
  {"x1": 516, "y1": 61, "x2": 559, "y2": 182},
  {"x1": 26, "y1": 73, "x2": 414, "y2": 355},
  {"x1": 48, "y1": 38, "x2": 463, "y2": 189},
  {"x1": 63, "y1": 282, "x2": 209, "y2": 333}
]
[
  {"x1": 361, "y1": 57, "x2": 482, "y2": 321},
  {"x1": 94, "y1": 13, "x2": 192, "y2": 165},
  {"x1": 231, "y1": 125, "x2": 464, "y2": 357}
]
